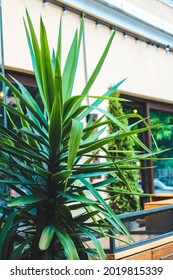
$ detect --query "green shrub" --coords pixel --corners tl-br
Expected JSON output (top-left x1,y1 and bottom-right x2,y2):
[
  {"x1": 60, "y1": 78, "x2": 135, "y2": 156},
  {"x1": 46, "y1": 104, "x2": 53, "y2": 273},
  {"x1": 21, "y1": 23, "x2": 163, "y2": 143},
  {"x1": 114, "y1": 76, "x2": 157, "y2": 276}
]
[{"x1": 107, "y1": 90, "x2": 142, "y2": 214}]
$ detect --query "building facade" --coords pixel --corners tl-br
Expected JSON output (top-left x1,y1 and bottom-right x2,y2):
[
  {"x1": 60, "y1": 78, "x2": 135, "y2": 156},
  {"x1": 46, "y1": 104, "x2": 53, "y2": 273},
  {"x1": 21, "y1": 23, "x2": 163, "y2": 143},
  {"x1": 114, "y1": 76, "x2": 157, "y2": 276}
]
[{"x1": 1, "y1": 0, "x2": 173, "y2": 193}]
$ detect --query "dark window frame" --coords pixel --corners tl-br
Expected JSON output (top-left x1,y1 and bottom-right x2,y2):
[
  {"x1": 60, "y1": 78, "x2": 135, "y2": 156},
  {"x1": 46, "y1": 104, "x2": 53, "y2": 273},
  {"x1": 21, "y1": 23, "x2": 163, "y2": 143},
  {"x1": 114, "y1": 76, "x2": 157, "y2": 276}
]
[{"x1": 5, "y1": 69, "x2": 37, "y2": 87}]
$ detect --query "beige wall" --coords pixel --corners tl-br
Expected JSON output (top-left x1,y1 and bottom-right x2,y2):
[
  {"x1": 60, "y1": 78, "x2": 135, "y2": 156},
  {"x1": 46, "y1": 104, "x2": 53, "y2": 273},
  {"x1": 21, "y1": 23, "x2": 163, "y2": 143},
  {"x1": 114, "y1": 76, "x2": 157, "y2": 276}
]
[
  {"x1": 128, "y1": 0, "x2": 161, "y2": 17},
  {"x1": 2, "y1": 0, "x2": 173, "y2": 104},
  {"x1": 83, "y1": 16, "x2": 173, "y2": 103},
  {"x1": 128, "y1": 0, "x2": 173, "y2": 25}
]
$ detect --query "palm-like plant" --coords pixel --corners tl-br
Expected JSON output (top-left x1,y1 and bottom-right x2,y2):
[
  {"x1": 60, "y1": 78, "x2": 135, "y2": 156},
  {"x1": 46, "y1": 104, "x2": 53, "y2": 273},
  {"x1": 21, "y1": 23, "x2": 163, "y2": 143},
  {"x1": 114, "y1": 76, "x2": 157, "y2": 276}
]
[{"x1": 0, "y1": 12, "x2": 158, "y2": 260}]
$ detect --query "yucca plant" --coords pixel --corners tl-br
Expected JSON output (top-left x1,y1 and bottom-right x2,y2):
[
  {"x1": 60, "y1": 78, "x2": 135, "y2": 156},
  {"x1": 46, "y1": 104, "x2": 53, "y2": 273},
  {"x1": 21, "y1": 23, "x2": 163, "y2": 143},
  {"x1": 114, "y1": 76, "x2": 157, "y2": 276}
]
[{"x1": 0, "y1": 11, "x2": 159, "y2": 260}]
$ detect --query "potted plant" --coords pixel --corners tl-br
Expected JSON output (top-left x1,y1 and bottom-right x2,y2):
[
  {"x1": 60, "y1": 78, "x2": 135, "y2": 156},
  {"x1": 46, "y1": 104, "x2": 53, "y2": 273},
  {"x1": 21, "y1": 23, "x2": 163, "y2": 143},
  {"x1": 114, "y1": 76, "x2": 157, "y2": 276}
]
[{"x1": 0, "y1": 11, "x2": 158, "y2": 260}]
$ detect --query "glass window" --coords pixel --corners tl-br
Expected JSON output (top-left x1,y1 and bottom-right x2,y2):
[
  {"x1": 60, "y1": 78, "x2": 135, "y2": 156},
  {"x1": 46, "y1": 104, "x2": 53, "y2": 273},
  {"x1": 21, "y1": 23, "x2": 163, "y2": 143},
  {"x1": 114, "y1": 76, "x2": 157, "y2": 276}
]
[{"x1": 150, "y1": 109, "x2": 173, "y2": 193}]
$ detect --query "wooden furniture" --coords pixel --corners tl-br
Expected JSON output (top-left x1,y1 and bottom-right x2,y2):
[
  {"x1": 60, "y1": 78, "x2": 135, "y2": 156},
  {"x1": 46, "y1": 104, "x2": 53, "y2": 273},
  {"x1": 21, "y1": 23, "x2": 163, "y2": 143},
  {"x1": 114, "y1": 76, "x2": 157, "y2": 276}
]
[{"x1": 144, "y1": 198, "x2": 173, "y2": 210}]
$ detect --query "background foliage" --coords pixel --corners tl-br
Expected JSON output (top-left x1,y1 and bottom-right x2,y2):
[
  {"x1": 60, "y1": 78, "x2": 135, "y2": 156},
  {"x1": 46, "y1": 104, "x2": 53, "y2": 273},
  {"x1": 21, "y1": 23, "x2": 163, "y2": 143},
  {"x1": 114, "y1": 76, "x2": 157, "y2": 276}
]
[{"x1": 107, "y1": 90, "x2": 142, "y2": 214}]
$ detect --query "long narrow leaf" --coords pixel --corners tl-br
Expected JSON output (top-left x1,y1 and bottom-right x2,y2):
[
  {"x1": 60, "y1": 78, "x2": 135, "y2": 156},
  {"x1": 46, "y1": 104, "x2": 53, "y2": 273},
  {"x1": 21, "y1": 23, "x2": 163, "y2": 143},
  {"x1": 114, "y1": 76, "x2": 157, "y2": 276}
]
[
  {"x1": 78, "y1": 79, "x2": 126, "y2": 121},
  {"x1": 49, "y1": 96, "x2": 62, "y2": 158},
  {"x1": 11, "y1": 76, "x2": 48, "y2": 129},
  {"x1": 96, "y1": 106, "x2": 154, "y2": 154},
  {"x1": 68, "y1": 119, "x2": 83, "y2": 170},
  {"x1": 7, "y1": 195, "x2": 46, "y2": 207},
  {"x1": 10, "y1": 237, "x2": 33, "y2": 260},
  {"x1": 81, "y1": 30, "x2": 116, "y2": 97},
  {"x1": 58, "y1": 191, "x2": 98, "y2": 205},
  {"x1": 40, "y1": 18, "x2": 54, "y2": 117},
  {"x1": 51, "y1": 170, "x2": 71, "y2": 183},
  {"x1": 77, "y1": 175, "x2": 132, "y2": 238},
  {"x1": 0, "y1": 211, "x2": 17, "y2": 257},
  {"x1": 52, "y1": 223, "x2": 79, "y2": 260},
  {"x1": 78, "y1": 226, "x2": 105, "y2": 260},
  {"x1": 56, "y1": 16, "x2": 62, "y2": 66},
  {"x1": 62, "y1": 17, "x2": 83, "y2": 101},
  {"x1": 24, "y1": 10, "x2": 46, "y2": 109},
  {"x1": 39, "y1": 225, "x2": 54, "y2": 250},
  {"x1": 0, "y1": 101, "x2": 48, "y2": 139}
]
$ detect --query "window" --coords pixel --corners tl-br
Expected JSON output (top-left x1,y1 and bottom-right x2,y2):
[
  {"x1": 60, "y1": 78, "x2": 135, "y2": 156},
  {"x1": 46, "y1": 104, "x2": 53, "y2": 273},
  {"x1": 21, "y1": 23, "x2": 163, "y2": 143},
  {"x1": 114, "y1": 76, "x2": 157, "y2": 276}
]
[
  {"x1": 150, "y1": 108, "x2": 173, "y2": 192},
  {"x1": 122, "y1": 94, "x2": 173, "y2": 196}
]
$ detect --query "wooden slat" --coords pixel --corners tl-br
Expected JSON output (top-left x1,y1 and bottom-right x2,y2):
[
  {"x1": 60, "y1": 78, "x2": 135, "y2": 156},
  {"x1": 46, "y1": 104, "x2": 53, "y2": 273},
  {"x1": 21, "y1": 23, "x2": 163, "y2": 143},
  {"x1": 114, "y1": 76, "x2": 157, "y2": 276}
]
[
  {"x1": 152, "y1": 242, "x2": 173, "y2": 260},
  {"x1": 144, "y1": 198, "x2": 173, "y2": 210},
  {"x1": 122, "y1": 250, "x2": 152, "y2": 260},
  {"x1": 114, "y1": 236, "x2": 173, "y2": 259}
]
